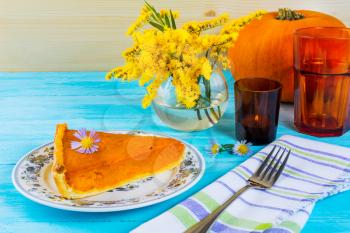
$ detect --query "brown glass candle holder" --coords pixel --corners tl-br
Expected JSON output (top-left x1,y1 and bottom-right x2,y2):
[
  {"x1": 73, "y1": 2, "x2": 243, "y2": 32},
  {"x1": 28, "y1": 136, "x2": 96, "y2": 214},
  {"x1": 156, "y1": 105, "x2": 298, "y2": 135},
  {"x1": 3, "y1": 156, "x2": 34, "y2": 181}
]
[{"x1": 234, "y1": 78, "x2": 282, "y2": 145}]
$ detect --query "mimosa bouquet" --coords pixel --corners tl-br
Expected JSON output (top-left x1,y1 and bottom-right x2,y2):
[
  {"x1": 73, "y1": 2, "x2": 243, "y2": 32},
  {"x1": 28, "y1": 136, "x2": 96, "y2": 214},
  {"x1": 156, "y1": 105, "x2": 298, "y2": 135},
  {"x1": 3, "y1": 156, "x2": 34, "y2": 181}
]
[{"x1": 106, "y1": 2, "x2": 265, "y2": 109}]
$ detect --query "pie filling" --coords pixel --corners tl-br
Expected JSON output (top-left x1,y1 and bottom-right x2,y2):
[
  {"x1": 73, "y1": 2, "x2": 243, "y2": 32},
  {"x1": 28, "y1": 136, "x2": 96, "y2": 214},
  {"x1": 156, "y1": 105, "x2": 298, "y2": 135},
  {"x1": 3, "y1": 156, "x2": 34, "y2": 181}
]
[{"x1": 52, "y1": 124, "x2": 185, "y2": 198}]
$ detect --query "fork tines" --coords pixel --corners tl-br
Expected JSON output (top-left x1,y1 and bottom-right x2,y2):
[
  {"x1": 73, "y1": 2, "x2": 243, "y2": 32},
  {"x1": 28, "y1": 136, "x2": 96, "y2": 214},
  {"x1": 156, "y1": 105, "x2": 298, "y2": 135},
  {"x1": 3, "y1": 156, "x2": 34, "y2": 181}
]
[{"x1": 252, "y1": 145, "x2": 291, "y2": 185}]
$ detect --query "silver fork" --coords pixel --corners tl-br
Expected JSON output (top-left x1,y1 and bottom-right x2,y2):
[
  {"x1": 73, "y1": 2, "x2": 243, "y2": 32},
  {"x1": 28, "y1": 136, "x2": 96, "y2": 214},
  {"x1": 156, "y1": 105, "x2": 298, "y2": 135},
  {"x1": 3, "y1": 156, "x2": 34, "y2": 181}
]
[{"x1": 185, "y1": 145, "x2": 291, "y2": 233}]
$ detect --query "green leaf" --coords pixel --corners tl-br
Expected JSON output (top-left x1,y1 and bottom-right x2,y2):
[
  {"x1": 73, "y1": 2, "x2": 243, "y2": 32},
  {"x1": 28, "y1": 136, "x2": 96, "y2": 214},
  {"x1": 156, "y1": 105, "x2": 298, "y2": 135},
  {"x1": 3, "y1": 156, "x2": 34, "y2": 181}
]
[
  {"x1": 144, "y1": 1, "x2": 154, "y2": 11},
  {"x1": 164, "y1": 14, "x2": 171, "y2": 27},
  {"x1": 203, "y1": 78, "x2": 211, "y2": 100},
  {"x1": 169, "y1": 10, "x2": 176, "y2": 29},
  {"x1": 149, "y1": 21, "x2": 164, "y2": 31},
  {"x1": 150, "y1": 14, "x2": 158, "y2": 22},
  {"x1": 145, "y1": 1, "x2": 164, "y2": 26}
]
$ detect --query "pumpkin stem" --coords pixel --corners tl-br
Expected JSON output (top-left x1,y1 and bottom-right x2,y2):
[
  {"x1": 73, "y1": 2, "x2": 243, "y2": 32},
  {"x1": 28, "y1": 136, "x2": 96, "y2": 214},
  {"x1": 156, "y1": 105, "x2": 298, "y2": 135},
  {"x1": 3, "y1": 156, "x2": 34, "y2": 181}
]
[{"x1": 276, "y1": 8, "x2": 304, "y2": 20}]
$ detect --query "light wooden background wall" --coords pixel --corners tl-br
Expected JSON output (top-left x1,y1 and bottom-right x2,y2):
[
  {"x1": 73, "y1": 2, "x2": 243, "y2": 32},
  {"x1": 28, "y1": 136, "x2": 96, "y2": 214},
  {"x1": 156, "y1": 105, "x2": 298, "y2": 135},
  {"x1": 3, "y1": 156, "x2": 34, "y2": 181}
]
[{"x1": 1, "y1": 0, "x2": 349, "y2": 72}]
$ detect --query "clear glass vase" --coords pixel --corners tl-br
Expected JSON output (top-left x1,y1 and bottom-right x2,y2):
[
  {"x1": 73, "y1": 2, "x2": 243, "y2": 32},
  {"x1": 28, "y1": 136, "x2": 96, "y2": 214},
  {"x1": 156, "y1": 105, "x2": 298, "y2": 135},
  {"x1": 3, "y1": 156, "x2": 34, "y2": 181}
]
[{"x1": 152, "y1": 70, "x2": 228, "y2": 131}]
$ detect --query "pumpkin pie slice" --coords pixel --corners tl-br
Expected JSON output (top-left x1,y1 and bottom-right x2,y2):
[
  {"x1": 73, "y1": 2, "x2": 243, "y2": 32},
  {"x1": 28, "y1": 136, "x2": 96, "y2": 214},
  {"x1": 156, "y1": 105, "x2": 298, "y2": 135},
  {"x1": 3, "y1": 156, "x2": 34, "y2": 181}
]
[{"x1": 52, "y1": 123, "x2": 185, "y2": 199}]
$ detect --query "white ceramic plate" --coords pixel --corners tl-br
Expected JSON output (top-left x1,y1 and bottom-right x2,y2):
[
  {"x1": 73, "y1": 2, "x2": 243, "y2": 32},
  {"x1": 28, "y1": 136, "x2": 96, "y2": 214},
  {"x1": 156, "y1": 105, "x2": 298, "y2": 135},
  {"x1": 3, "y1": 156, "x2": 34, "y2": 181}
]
[{"x1": 12, "y1": 131, "x2": 205, "y2": 212}]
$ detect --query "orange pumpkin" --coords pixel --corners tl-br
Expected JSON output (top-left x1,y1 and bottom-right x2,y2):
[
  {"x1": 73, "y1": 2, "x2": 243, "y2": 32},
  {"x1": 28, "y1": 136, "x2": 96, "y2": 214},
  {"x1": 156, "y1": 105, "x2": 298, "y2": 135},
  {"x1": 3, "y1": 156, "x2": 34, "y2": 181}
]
[{"x1": 228, "y1": 9, "x2": 345, "y2": 102}]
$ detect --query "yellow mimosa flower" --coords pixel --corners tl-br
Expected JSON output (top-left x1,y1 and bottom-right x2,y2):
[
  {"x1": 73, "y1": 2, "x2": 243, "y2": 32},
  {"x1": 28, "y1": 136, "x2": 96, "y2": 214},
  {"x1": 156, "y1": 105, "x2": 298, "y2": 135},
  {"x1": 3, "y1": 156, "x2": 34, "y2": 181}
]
[{"x1": 107, "y1": 2, "x2": 265, "y2": 108}]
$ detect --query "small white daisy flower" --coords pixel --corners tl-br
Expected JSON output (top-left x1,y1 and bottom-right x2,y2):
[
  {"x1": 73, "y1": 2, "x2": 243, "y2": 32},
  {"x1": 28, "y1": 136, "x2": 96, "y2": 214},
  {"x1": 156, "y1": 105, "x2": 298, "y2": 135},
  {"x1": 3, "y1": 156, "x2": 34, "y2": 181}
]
[
  {"x1": 210, "y1": 143, "x2": 221, "y2": 156},
  {"x1": 233, "y1": 140, "x2": 252, "y2": 156},
  {"x1": 207, "y1": 138, "x2": 223, "y2": 156}
]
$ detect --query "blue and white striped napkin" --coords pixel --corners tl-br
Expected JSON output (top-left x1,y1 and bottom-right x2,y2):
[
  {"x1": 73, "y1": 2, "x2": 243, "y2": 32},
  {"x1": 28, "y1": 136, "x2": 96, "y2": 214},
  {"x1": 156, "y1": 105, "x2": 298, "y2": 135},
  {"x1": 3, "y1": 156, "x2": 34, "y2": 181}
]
[{"x1": 132, "y1": 135, "x2": 350, "y2": 233}]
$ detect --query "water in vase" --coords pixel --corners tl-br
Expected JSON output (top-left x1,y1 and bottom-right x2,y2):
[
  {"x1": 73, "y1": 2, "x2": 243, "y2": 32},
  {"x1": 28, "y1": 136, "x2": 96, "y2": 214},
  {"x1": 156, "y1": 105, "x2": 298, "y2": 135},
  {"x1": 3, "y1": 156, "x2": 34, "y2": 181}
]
[{"x1": 153, "y1": 91, "x2": 228, "y2": 131}]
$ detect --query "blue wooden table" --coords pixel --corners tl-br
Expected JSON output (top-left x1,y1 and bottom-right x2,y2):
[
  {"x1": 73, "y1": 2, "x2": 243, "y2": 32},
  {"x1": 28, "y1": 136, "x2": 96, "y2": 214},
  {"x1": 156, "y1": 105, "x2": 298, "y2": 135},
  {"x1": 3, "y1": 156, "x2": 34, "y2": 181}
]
[{"x1": 1, "y1": 71, "x2": 349, "y2": 233}]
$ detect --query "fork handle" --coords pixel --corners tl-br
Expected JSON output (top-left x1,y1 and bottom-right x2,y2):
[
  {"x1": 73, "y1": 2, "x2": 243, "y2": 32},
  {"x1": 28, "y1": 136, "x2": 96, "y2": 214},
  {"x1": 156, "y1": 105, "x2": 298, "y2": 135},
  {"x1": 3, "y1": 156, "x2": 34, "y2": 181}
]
[{"x1": 185, "y1": 184, "x2": 252, "y2": 233}]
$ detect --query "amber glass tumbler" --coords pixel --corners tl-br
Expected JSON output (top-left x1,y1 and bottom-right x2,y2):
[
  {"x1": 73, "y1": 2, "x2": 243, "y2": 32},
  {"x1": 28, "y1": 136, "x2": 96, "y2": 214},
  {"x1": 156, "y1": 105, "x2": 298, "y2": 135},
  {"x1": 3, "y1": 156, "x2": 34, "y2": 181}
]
[
  {"x1": 294, "y1": 27, "x2": 350, "y2": 137},
  {"x1": 234, "y1": 78, "x2": 282, "y2": 145}
]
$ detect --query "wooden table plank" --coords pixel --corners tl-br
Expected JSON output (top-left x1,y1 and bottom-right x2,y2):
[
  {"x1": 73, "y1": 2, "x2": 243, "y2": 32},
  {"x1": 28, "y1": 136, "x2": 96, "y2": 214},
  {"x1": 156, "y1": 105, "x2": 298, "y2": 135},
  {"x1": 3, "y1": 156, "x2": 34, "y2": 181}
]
[{"x1": 0, "y1": 71, "x2": 349, "y2": 232}]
